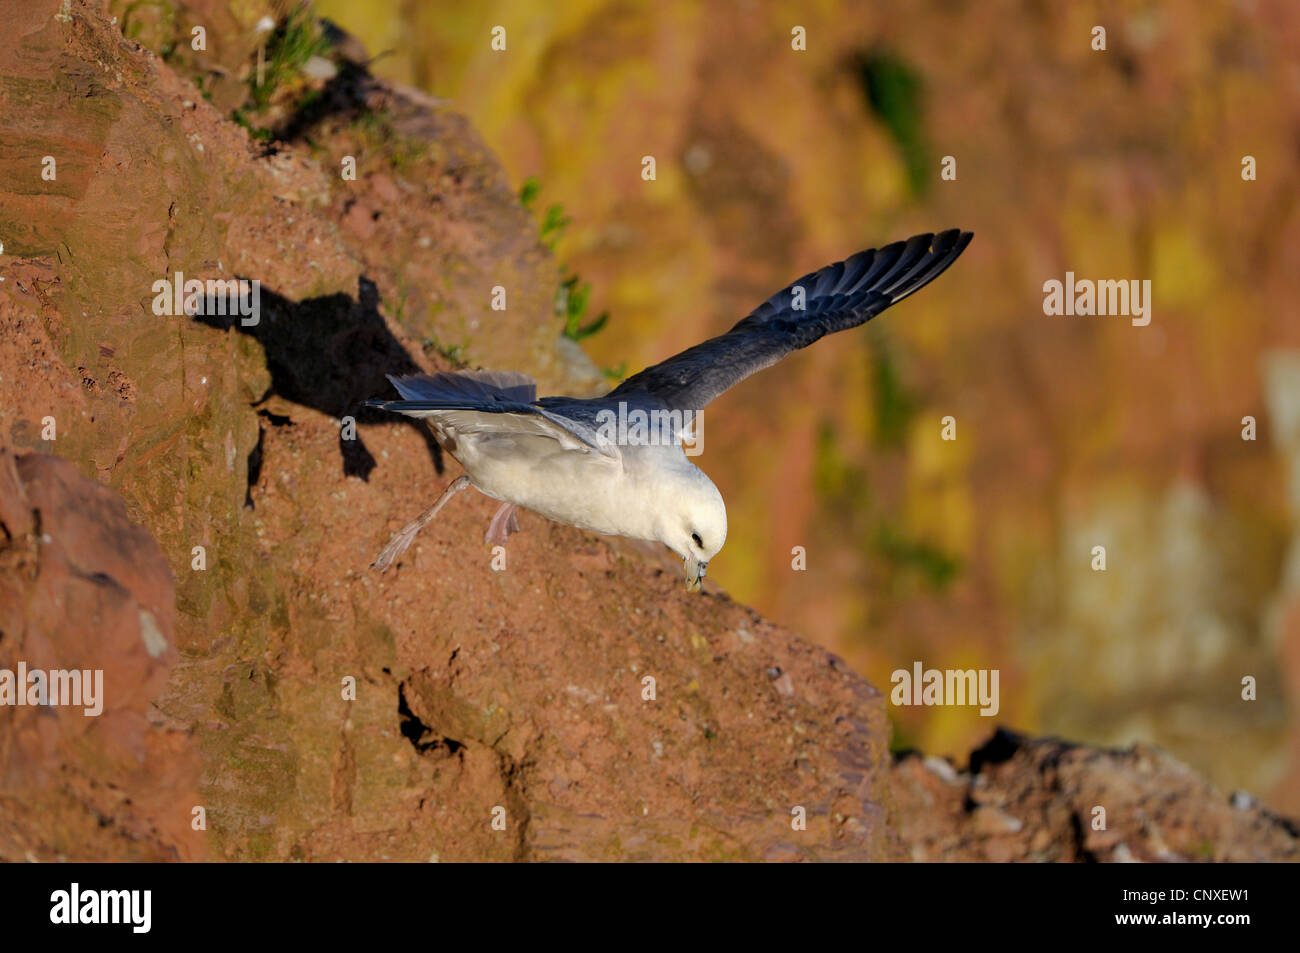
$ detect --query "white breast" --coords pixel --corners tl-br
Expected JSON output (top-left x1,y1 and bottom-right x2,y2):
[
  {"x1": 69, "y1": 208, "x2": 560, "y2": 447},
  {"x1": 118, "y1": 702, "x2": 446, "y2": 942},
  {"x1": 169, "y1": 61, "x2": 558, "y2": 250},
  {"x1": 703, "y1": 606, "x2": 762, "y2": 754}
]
[{"x1": 434, "y1": 424, "x2": 687, "y2": 544}]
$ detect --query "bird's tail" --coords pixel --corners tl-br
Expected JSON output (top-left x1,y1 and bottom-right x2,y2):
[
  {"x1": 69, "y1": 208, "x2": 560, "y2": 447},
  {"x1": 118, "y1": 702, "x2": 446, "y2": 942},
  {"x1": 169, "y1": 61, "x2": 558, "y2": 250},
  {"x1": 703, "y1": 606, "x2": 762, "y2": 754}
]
[{"x1": 365, "y1": 369, "x2": 538, "y2": 414}]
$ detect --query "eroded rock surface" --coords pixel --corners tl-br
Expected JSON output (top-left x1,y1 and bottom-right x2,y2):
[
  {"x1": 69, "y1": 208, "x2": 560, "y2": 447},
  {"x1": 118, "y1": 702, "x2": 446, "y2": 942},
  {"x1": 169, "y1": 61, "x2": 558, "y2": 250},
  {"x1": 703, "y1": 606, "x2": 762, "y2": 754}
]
[
  {"x1": 0, "y1": 450, "x2": 203, "y2": 860},
  {"x1": 893, "y1": 729, "x2": 1300, "y2": 862}
]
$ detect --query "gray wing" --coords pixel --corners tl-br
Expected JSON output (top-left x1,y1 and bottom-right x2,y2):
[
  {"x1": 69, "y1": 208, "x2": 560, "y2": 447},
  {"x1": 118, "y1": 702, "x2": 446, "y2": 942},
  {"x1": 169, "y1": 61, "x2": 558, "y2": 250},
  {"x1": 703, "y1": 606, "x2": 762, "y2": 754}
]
[
  {"x1": 607, "y1": 229, "x2": 973, "y2": 411},
  {"x1": 367, "y1": 371, "x2": 618, "y2": 458}
]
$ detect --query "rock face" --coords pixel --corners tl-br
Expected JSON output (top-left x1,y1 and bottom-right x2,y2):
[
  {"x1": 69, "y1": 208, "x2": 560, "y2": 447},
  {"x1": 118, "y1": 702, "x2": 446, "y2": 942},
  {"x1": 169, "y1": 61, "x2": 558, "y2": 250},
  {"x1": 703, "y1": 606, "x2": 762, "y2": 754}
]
[
  {"x1": 0, "y1": 0, "x2": 899, "y2": 862},
  {"x1": 338, "y1": 0, "x2": 1300, "y2": 808},
  {"x1": 0, "y1": 451, "x2": 203, "y2": 860},
  {"x1": 893, "y1": 729, "x2": 1300, "y2": 863},
  {"x1": 0, "y1": 0, "x2": 1294, "y2": 861}
]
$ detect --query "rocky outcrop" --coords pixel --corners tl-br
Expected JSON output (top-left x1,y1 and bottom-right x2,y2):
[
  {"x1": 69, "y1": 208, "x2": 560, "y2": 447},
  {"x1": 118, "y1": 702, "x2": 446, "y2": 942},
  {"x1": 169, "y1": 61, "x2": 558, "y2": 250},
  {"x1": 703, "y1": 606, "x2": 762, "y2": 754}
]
[
  {"x1": 893, "y1": 729, "x2": 1300, "y2": 862},
  {"x1": 365, "y1": 0, "x2": 1300, "y2": 808},
  {"x1": 0, "y1": 451, "x2": 203, "y2": 860},
  {"x1": 1, "y1": 0, "x2": 900, "y2": 861}
]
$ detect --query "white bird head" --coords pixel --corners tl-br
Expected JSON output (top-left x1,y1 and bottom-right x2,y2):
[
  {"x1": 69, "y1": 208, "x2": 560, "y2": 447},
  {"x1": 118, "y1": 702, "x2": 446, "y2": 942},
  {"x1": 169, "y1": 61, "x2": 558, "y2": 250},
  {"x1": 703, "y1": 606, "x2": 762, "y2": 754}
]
[{"x1": 660, "y1": 466, "x2": 727, "y2": 591}]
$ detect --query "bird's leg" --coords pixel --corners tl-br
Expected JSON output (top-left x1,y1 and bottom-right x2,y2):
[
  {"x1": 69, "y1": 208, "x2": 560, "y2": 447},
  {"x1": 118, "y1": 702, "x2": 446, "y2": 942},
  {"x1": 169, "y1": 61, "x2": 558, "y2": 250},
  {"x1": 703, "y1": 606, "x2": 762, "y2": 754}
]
[
  {"x1": 484, "y1": 501, "x2": 521, "y2": 545},
  {"x1": 371, "y1": 474, "x2": 471, "y2": 571}
]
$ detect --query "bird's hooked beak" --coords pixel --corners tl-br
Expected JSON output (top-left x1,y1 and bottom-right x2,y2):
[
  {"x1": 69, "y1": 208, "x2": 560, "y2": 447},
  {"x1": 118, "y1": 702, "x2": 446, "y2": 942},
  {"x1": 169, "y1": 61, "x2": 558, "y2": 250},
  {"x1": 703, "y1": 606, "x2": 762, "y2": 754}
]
[{"x1": 684, "y1": 554, "x2": 707, "y2": 592}]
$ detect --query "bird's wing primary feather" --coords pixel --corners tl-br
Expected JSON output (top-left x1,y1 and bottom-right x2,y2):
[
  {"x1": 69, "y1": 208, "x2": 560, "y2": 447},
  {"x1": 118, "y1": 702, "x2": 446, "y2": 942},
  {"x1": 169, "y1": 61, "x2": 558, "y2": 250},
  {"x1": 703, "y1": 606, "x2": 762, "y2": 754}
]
[{"x1": 607, "y1": 229, "x2": 973, "y2": 411}]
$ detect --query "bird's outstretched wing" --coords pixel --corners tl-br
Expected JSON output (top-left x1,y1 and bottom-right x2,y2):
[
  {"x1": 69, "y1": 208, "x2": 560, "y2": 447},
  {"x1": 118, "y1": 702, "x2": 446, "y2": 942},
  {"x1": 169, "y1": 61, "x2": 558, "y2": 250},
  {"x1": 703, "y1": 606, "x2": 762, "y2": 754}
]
[
  {"x1": 367, "y1": 371, "x2": 618, "y2": 458},
  {"x1": 607, "y1": 229, "x2": 973, "y2": 411}
]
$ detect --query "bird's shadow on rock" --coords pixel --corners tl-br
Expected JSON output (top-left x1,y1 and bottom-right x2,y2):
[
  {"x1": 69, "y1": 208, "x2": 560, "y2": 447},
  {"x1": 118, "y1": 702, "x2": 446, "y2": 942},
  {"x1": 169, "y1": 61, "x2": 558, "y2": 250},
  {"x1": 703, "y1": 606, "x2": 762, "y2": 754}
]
[{"x1": 192, "y1": 276, "x2": 442, "y2": 489}]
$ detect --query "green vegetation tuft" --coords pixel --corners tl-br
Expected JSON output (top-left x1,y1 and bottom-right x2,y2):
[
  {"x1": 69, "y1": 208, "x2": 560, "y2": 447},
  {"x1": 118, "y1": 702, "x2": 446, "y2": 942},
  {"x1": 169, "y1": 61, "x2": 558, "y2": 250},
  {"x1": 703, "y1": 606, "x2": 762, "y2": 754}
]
[
  {"x1": 518, "y1": 176, "x2": 541, "y2": 209},
  {"x1": 247, "y1": 5, "x2": 330, "y2": 112},
  {"x1": 519, "y1": 176, "x2": 572, "y2": 251},
  {"x1": 600, "y1": 362, "x2": 628, "y2": 382},
  {"x1": 518, "y1": 177, "x2": 614, "y2": 349},
  {"x1": 873, "y1": 522, "x2": 961, "y2": 591},
  {"x1": 422, "y1": 336, "x2": 468, "y2": 367},
  {"x1": 349, "y1": 108, "x2": 423, "y2": 169},
  {"x1": 887, "y1": 715, "x2": 918, "y2": 755},
  {"x1": 556, "y1": 274, "x2": 609, "y2": 342},
  {"x1": 813, "y1": 420, "x2": 860, "y2": 501},
  {"x1": 869, "y1": 335, "x2": 915, "y2": 449},
  {"x1": 856, "y1": 49, "x2": 930, "y2": 197},
  {"x1": 116, "y1": 0, "x2": 178, "y2": 54},
  {"x1": 231, "y1": 108, "x2": 274, "y2": 141}
]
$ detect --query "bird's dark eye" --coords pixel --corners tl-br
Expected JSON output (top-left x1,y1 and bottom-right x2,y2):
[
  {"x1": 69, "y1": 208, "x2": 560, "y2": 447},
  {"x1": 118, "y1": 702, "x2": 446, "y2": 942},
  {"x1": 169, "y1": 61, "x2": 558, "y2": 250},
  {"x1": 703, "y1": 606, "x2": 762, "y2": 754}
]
[{"x1": 691, "y1": 532, "x2": 703, "y2": 548}]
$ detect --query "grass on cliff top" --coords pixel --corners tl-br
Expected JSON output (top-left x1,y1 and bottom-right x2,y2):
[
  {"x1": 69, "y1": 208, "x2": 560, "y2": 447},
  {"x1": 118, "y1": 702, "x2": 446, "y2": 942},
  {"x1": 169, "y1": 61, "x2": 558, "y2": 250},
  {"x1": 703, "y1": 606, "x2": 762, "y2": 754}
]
[
  {"x1": 519, "y1": 176, "x2": 623, "y2": 378},
  {"x1": 248, "y1": 5, "x2": 331, "y2": 112}
]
